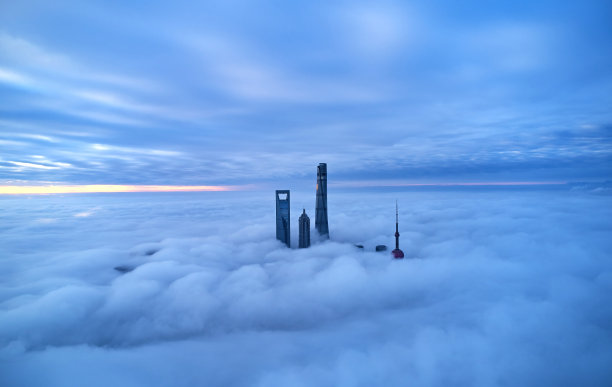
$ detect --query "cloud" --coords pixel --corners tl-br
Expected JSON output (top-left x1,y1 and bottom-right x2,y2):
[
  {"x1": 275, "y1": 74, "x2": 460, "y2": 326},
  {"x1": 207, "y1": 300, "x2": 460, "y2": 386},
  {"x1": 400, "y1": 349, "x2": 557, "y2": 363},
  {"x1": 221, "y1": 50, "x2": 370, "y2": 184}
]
[
  {"x1": 337, "y1": 3, "x2": 417, "y2": 60},
  {"x1": 5, "y1": 161, "x2": 61, "y2": 170},
  {"x1": 0, "y1": 32, "x2": 156, "y2": 92},
  {"x1": 0, "y1": 32, "x2": 214, "y2": 130},
  {"x1": 0, "y1": 189, "x2": 611, "y2": 386},
  {"x1": 180, "y1": 33, "x2": 381, "y2": 103},
  {"x1": 0, "y1": 67, "x2": 34, "y2": 88},
  {"x1": 1, "y1": 2, "x2": 611, "y2": 184}
]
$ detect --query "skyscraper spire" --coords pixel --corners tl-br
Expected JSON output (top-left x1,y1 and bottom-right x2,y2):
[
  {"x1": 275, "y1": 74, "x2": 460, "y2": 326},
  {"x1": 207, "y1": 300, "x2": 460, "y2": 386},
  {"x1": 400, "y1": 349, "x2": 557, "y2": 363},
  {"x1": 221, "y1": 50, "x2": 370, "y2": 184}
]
[
  {"x1": 299, "y1": 209, "x2": 310, "y2": 248},
  {"x1": 392, "y1": 200, "x2": 404, "y2": 259}
]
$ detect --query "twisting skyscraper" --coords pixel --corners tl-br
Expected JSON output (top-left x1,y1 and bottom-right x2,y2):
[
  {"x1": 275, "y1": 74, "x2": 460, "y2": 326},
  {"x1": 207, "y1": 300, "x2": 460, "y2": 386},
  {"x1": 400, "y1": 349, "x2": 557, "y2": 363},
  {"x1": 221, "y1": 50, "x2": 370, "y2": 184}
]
[
  {"x1": 315, "y1": 163, "x2": 329, "y2": 238},
  {"x1": 299, "y1": 209, "x2": 310, "y2": 248},
  {"x1": 276, "y1": 190, "x2": 290, "y2": 247}
]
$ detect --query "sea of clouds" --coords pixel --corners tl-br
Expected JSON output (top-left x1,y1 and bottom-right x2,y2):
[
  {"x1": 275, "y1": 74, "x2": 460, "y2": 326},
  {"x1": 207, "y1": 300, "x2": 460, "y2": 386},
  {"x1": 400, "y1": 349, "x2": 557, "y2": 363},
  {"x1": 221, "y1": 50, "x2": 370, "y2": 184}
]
[{"x1": 1, "y1": 188, "x2": 611, "y2": 386}]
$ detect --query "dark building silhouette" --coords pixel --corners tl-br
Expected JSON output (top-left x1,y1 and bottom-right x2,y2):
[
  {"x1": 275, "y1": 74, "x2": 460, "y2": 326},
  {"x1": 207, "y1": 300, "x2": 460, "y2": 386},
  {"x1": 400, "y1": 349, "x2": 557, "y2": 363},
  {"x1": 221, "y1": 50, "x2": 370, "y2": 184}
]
[
  {"x1": 299, "y1": 209, "x2": 310, "y2": 248},
  {"x1": 315, "y1": 163, "x2": 329, "y2": 238},
  {"x1": 376, "y1": 245, "x2": 388, "y2": 252},
  {"x1": 392, "y1": 201, "x2": 405, "y2": 259},
  {"x1": 276, "y1": 190, "x2": 290, "y2": 247}
]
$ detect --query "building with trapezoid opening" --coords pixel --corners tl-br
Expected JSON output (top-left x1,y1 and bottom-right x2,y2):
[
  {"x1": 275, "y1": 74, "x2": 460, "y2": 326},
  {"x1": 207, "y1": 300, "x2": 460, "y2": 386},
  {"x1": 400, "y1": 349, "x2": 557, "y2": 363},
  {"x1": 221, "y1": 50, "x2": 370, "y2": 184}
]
[{"x1": 276, "y1": 190, "x2": 290, "y2": 247}]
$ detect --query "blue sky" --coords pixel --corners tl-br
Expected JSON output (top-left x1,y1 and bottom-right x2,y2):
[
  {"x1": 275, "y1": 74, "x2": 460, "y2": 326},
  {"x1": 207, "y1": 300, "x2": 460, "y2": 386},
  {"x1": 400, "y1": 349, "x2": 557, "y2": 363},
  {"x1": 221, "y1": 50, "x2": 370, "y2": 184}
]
[{"x1": 1, "y1": 0, "x2": 611, "y2": 186}]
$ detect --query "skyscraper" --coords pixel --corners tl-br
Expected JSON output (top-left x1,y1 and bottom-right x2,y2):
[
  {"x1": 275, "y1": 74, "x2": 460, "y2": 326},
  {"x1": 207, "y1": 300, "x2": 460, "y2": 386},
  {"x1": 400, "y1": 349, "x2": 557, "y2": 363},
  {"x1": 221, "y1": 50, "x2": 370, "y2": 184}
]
[
  {"x1": 299, "y1": 209, "x2": 310, "y2": 248},
  {"x1": 276, "y1": 190, "x2": 290, "y2": 247},
  {"x1": 315, "y1": 163, "x2": 329, "y2": 238}
]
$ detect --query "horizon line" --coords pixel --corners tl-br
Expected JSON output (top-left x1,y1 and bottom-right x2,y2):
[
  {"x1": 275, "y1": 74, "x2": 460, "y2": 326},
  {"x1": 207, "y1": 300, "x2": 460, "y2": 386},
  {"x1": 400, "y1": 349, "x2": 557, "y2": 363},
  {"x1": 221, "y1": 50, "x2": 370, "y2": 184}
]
[
  {"x1": 0, "y1": 184, "x2": 254, "y2": 195},
  {"x1": 0, "y1": 180, "x2": 574, "y2": 195}
]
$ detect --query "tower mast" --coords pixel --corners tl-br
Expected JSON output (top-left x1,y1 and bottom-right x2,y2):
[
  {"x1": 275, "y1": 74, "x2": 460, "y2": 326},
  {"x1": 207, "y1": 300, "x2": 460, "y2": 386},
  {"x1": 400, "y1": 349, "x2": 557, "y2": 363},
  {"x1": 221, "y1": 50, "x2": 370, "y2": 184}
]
[
  {"x1": 395, "y1": 200, "x2": 400, "y2": 250},
  {"x1": 392, "y1": 200, "x2": 404, "y2": 259}
]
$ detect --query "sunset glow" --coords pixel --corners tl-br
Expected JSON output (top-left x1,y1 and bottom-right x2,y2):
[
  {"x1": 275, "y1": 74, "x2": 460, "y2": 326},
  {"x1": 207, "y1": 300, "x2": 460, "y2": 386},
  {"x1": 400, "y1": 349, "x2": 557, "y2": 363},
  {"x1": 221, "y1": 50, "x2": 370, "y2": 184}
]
[{"x1": 0, "y1": 185, "x2": 249, "y2": 195}]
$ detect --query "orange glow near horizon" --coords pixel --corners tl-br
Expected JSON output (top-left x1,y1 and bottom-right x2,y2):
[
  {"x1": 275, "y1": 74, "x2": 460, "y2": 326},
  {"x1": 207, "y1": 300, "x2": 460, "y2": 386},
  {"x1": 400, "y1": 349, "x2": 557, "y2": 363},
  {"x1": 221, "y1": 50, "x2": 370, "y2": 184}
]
[
  {"x1": 0, "y1": 181, "x2": 569, "y2": 195},
  {"x1": 0, "y1": 184, "x2": 250, "y2": 195}
]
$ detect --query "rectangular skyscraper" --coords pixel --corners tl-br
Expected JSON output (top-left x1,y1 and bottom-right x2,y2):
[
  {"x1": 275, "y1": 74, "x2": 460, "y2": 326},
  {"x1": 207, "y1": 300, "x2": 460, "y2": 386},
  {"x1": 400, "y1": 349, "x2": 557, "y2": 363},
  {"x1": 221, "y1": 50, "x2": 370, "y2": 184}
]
[
  {"x1": 315, "y1": 163, "x2": 329, "y2": 238},
  {"x1": 275, "y1": 190, "x2": 290, "y2": 247},
  {"x1": 299, "y1": 209, "x2": 310, "y2": 248}
]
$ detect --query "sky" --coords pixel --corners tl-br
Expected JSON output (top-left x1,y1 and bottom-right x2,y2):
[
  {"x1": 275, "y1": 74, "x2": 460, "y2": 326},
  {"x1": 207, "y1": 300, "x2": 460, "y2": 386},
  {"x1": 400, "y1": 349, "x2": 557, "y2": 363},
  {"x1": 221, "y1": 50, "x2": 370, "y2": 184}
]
[
  {"x1": 1, "y1": 0, "x2": 611, "y2": 189},
  {"x1": 1, "y1": 189, "x2": 611, "y2": 386}
]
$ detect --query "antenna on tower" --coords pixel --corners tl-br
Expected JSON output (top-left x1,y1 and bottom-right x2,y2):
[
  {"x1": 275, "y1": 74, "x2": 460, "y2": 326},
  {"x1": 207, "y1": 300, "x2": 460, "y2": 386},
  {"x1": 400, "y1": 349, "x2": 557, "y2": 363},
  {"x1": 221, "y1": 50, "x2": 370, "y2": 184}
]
[
  {"x1": 396, "y1": 200, "x2": 398, "y2": 224},
  {"x1": 392, "y1": 200, "x2": 404, "y2": 259}
]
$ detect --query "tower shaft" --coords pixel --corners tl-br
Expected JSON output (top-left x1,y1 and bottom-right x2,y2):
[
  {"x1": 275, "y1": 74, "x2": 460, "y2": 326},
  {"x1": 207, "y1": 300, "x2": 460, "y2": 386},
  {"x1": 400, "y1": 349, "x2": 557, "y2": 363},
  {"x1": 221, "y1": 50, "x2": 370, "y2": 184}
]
[
  {"x1": 392, "y1": 201, "x2": 405, "y2": 259},
  {"x1": 315, "y1": 163, "x2": 329, "y2": 238}
]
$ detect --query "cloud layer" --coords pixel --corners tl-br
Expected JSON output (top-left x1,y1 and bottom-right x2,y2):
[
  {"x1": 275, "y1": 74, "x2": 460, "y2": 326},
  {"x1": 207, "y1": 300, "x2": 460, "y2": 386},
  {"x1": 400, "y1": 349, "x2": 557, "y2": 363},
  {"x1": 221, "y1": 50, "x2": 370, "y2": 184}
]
[{"x1": 1, "y1": 188, "x2": 611, "y2": 386}]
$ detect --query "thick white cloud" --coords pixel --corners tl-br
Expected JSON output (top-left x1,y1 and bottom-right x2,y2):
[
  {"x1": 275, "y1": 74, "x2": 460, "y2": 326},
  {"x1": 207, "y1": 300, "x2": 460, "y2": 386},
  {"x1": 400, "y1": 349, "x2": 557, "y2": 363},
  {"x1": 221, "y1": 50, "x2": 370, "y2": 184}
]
[{"x1": 1, "y1": 189, "x2": 611, "y2": 386}]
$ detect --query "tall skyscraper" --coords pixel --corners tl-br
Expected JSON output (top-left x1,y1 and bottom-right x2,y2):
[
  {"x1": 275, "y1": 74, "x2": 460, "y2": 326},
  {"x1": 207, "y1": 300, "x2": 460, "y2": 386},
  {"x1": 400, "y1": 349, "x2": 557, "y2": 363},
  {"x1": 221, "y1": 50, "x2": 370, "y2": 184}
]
[
  {"x1": 299, "y1": 209, "x2": 310, "y2": 248},
  {"x1": 392, "y1": 201, "x2": 405, "y2": 259},
  {"x1": 315, "y1": 163, "x2": 329, "y2": 238},
  {"x1": 276, "y1": 190, "x2": 290, "y2": 247}
]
